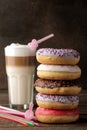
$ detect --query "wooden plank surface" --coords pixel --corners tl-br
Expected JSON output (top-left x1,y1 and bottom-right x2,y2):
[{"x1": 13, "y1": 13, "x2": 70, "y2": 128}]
[
  {"x1": 0, "y1": 91, "x2": 87, "y2": 130},
  {"x1": 0, "y1": 115, "x2": 87, "y2": 130}
]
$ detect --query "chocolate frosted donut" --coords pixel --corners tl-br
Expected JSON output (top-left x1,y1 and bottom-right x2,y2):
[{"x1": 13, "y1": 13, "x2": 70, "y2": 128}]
[
  {"x1": 36, "y1": 93, "x2": 79, "y2": 109},
  {"x1": 34, "y1": 79, "x2": 81, "y2": 95},
  {"x1": 36, "y1": 48, "x2": 80, "y2": 65}
]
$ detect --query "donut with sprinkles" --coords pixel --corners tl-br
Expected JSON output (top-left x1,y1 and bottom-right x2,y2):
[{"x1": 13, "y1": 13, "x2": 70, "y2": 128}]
[{"x1": 36, "y1": 48, "x2": 80, "y2": 65}]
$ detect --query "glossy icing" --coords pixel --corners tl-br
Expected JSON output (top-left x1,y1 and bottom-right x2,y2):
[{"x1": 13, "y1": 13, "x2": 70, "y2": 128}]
[
  {"x1": 35, "y1": 107, "x2": 79, "y2": 116},
  {"x1": 36, "y1": 48, "x2": 80, "y2": 58}
]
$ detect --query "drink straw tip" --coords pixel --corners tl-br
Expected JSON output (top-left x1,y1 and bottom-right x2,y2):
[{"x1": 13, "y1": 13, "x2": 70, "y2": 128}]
[{"x1": 52, "y1": 33, "x2": 54, "y2": 36}]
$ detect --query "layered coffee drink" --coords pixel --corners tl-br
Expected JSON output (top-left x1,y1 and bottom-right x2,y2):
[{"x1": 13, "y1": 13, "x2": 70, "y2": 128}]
[{"x1": 4, "y1": 43, "x2": 35, "y2": 109}]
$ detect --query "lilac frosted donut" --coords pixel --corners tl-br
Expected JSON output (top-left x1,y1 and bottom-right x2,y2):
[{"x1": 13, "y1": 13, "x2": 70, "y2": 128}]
[
  {"x1": 36, "y1": 93, "x2": 79, "y2": 109},
  {"x1": 36, "y1": 48, "x2": 80, "y2": 65}
]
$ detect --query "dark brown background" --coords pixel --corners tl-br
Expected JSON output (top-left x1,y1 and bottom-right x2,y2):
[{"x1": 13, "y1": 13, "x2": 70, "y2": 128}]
[{"x1": 0, "y1": 0, "x2": 87, "y2": 91}]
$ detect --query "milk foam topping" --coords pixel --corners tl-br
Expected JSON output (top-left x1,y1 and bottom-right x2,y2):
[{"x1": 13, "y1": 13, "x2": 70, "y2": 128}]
[{"x1": 5, "y1": 43, "x2": 35, "y2": 56}]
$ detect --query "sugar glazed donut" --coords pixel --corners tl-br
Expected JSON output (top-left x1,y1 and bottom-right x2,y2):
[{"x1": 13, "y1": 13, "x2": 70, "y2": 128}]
[
  {"x1": 35, "y1": 107, "x2": 79, "y2": 123},
  {"x1": 37, "y1": 64, "x2": 81, "y2": 80},
  {"x1": 34, "y1": 79, "x2": 81, "y2": 95},
  {"x1": 36, "y1": 93, "x2": 79, "y2": 110},
  {"x1": 36, "y1": 48, "x2": 80, "y2": 65}
]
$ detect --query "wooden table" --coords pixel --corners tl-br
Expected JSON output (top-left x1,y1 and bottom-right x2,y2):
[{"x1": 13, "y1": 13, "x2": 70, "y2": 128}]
[{"x1": 0, "y1": 91, "x2": 87, "y2": 130}]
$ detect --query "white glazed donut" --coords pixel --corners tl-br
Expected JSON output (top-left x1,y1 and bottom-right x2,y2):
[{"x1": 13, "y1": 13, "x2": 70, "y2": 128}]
[{"x1": 37, "y1": 64, "x2": 81, "y2": 80}]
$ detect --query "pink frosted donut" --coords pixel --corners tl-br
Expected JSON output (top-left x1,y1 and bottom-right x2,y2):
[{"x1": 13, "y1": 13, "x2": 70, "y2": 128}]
[
  {"x1": 36, "y1": 48, "x2": 80, "y2": 65},
  {"x1": 36, "y1": 93, "x2": 79, "y2": 109},
  {"x1": 35, "y1": 107, "x2": 79, "y2": 123}
]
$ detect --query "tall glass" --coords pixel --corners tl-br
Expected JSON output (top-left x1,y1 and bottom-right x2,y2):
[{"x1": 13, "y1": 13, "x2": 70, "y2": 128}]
[{"x1": 4, "y1": 43, "x2": 35, "y2": 109}]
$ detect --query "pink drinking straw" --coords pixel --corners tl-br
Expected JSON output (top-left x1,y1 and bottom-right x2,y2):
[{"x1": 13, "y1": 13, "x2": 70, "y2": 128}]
[
  {"x1": 0, "y1": 103, "x2": 36, "y2": 121},
  {"x1": 0, "y1": 104, "x2": 39, "y2": 126},
  {"x1": 37, "y1": 33, "x2": 54, "y2": 44},
  {"x1": 28, "y1": 33, "x2": 54, "y2": 50}
]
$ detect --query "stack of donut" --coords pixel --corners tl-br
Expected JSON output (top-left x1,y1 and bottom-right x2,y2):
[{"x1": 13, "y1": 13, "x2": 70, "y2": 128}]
[{"x1": 34, "y1": 48, "x2": 82, "y2": 123}]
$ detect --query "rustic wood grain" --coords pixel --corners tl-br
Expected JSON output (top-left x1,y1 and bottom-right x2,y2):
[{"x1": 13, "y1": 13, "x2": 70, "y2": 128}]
[
  {"x1": 0, "y1": 91, "x2": 87, "y2": 129},
  {"x1": 0, "y1": 115, "x2": 87, "y2": 130}
]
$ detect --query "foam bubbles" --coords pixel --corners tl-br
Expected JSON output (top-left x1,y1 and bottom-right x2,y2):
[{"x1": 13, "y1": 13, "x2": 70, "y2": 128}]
[{"x1": 5, "y1": 43, "x2": 36, "y2": 56}]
